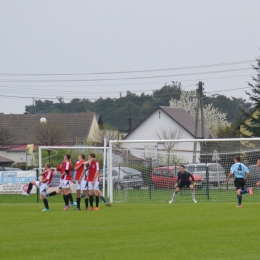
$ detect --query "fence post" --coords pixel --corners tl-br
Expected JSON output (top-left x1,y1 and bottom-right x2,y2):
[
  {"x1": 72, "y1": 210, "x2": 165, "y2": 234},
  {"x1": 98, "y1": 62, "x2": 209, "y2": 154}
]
[
  {"x1": 206, "y1": 166, "x2": 210, "y2": 200},
  {"x1": 148, "y1": 158, "x2": 152, "y2": 201}
]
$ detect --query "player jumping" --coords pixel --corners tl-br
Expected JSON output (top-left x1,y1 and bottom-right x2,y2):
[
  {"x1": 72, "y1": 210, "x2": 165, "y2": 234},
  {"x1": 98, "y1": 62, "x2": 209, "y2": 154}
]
[
  {"x1": 24, "y1": 163, "x2": 53, "y2": 212},
  {"x1": 47, "y1": 162, "x2": 77, "y2": 207},
  {"x1": 227, "y1": 156, "x2": 253, "y2": 208},
  {"x1": 169, "y1": 165, "x2": 197, "y2": 204}
]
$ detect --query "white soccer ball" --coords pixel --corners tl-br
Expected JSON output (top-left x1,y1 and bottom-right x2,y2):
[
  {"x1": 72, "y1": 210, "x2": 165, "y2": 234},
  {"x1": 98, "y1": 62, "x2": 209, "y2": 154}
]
[{"x1": 40, "y1": 117, "x2": 47, "y2": 124}]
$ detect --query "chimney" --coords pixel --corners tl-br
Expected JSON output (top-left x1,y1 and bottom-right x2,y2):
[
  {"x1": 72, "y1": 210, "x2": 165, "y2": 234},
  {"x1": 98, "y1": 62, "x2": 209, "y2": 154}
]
[{"x1": 128, "y1": 118, "x2": 133, "y2": 132}]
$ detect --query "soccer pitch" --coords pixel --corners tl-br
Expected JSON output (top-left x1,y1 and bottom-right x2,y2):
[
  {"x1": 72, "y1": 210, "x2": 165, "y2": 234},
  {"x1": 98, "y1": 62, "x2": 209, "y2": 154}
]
[{"x1": 0, "y1": 197, "x2": 260, "y2": 260}]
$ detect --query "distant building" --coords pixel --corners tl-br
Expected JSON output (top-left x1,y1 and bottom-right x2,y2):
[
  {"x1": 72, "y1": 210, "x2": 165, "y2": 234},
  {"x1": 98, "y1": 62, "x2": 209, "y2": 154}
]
[
  {"x1": 122, "y1": 106, "x2": 213, "y2": 163},
  {"x1": 0, "y1": 111, "x2": 102, "y2": 165},
  {"x1": 0, "y1": 155, "x2": 14, "y2": 166}
]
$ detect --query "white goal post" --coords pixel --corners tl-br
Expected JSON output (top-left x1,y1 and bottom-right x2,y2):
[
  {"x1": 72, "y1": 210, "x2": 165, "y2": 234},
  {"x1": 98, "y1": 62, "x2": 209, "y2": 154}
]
[{"x1": 108, "y1": 138, "x2": 260, "y2": 203}]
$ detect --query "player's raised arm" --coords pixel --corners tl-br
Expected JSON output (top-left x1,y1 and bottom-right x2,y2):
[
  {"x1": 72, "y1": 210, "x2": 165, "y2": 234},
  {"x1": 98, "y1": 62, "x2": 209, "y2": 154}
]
[
  {"x1": 61, "y1": 161, "x2": 70, "y2": 177},
  {"x1": 74, "y1": 161, "x2": 84, "y2": 171},
  {"x1": 55, "y1": 164, "x2": 61, "y2": 174},
  {"x1": 40, "y1": 169, "x2": 52, "y2": 184},
  {"x1": 39, "y1": 169, "x2": 48, "y2": 176},
  {"x1": 84, "y1": 159, "x2": 93, "y2": 166},
  {"x1": 92, "y1": 162, "x2": 99, "y2": 183}
]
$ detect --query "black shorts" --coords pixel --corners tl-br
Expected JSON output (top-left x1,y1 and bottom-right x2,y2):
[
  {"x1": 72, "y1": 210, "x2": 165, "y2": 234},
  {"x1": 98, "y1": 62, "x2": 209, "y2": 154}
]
[
  {"x1": 178, "y1": 181, "x2": 192, "y2": 189},
  {"x1": 234, "y1": 178, "x2": 245, "y2": 190}
]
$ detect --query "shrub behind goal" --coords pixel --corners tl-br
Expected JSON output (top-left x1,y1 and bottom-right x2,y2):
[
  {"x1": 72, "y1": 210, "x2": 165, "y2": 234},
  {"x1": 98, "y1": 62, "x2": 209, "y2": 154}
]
[{"x1": 108, "y1": 138, "x2": 260, "y2": 203}]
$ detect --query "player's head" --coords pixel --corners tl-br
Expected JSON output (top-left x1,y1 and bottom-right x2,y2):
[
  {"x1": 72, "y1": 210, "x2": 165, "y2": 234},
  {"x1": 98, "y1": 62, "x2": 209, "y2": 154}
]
[
  {"x1": 78, "y1": 154, "x2": 85, "y2": 160},
  {"x1": 180, "y1": 165, "x2": 185, "y2": 173},
  {"x1": 64, "y1": 154, "x2": 71, "y2": 161},
  {"x1": 257, "y1": 158, "x2": 260, "y2": 167},
  {"x1": 88, "y1": 153, "x2": 96, "y2": 160},
  {"x1": 45, "y1": 163, "x2": 51, "y2": 169},
  {"x1": 234, "y1": 156, "x2": 241, "y2": 163}
]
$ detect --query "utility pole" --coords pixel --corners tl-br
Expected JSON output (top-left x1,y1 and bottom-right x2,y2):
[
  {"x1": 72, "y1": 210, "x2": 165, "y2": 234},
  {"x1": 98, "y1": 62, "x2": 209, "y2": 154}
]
[
  {"x1": 199, "y1": 81, "x2": 205, "y2": 139},
  {"x1": 32, "y1": 97, "x2": 36, "y2": 114},
  {"x1": 192, "y1": 81, "x2": 205, "y2": 163}
]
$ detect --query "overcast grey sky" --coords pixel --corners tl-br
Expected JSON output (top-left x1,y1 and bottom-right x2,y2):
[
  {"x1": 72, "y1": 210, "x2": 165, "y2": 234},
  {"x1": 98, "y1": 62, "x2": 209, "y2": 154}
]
[{"x1": 0, "y1": 0, "x2": 259, "y2": 114}]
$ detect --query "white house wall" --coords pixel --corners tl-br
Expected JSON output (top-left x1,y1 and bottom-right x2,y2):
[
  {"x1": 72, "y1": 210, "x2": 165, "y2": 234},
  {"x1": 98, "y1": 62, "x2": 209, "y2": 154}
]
[
  {"x1": 121, "y1": 109, "x2": 200, "y2": 163},
  {"x1": 0, "y1": 150, "x2": 34, "y2": 165},
  {"x1": 88, "y1": 114, "x2": 100, "y2": 142}
]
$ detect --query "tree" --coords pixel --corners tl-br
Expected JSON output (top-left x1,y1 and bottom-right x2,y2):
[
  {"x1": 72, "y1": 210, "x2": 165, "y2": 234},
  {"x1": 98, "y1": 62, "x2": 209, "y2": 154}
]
[
  {"x1": 204, "y1": 95, "x2": 252, "y2": 123},
  {"x1": 91, "y1": 124, "x2": 121, "y2": 146},
  {"x1": 214, "y1": 122, "x2": 240, "y2": 138},
  {"x1": 155, "y1": 128, "x2": 185, "y2": 166},
  {"x1": 24, "y1": 82, "x2": 250, "y2": 131},
  {"x1": 242, "y1": 55, "x2": 260, "y2": 137},
  {"x1": 169, "y1": 88, "x2": 229, "y2": 135},
  {"x1": 0, "y1": 127, "x2": 16, "y2": 147},
  {"x1": 152, "y1": 81, "x2": 182, "y2": 105},
  {"x1": 34, "y1": 122, "x2": 67, "y2": 146}
]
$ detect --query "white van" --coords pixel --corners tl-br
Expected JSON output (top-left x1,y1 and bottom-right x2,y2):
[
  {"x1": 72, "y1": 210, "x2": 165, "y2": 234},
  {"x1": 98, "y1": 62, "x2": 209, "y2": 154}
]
[{"x1": 184, "y1": 163, "x2": 226, "y2": 186}]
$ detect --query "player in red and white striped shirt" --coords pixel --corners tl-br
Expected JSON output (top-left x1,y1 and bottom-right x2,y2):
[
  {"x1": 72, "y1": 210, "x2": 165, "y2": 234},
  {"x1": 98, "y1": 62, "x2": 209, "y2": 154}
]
[
  {"x1": 25, "y1": 163, "x2": 53, "y2": 212},
  {"x1": 46, "y1": 163, "x2": 76, "y2": 207},
  {"x1": 60, "y1": 154, "x2": 75, "y2": 211},
  {"x1": 85, "y1": 153, "x2": 100, "y2": 210},
  {"x1": 74, "y1": 154, "x2": 93, "y2": 210}
]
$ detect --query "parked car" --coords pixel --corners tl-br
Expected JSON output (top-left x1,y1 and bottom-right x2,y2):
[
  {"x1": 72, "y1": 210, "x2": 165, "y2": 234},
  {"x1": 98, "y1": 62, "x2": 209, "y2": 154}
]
[
  {"x1": 247, "y1": 165, "x2": 260, "y2": 187},
  {"x1": 151, "y1": 166, "x2": 203, "y2": 189},
  {"x1": 113, "y1": 174, "x2": 144, "y2": 190},
  {"x1": 99, "y1": 167, "x2": 144, "y2": 189},
  {"x1": 184, "y1": 163, "x2": 226, "y2": 186}
]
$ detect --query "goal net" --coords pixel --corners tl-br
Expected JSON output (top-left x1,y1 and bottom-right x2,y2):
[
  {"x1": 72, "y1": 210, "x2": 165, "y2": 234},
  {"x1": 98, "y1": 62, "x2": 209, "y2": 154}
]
[{"x1": 108, "y1": 138, "x2": 260, "y2": 203}]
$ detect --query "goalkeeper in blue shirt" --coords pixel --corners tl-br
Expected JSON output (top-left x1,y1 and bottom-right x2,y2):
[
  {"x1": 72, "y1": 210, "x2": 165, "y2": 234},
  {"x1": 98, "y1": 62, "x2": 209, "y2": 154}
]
[{"x1": 227, "y1": 156, "x2": 253, "y2": 208}]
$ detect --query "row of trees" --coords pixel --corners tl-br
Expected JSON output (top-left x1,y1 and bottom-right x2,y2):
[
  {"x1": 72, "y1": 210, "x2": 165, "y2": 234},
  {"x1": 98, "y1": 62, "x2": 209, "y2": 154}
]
[
  {"x1": 25, "y1": 82, "x2": 252, "y2": 131},
  {"x1": 1, "y1": 54, "x2": 260, "y2": 150}
]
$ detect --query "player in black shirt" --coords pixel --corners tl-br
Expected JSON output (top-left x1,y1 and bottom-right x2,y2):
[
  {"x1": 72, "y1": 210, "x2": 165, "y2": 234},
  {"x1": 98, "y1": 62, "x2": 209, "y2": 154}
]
[{"x1": 169, "y1": 165, "x2": 197, "y2": 204}]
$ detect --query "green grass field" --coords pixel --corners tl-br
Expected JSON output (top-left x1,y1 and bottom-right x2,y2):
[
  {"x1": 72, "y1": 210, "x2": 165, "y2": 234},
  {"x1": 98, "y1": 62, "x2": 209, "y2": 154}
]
[{"x1": 1, "y1": 194, "x2": 260, "y2": 260}]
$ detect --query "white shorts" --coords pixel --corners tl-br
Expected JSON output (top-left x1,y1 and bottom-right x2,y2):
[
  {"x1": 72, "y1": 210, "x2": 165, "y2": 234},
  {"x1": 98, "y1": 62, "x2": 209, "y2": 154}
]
[
  {"x1": 58, "y1": 179, "x2": 63, "y2": 189},
  {"x1": 75, "y1": 180, "x2": 88, "y2": 191},
  {"x1": 35, "y1": 181, "x2": 49, "y2": 196},
  {"x1": 88, "y1": 181, "x2": 99, "y2": 191},
  {"x1": 62, "y1": 180, "x2": 71, "y2": 189}
]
